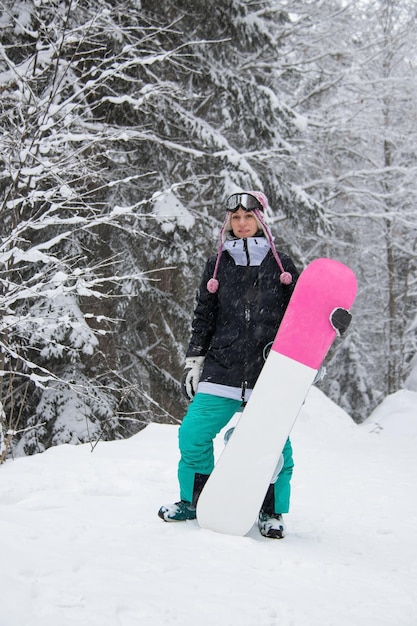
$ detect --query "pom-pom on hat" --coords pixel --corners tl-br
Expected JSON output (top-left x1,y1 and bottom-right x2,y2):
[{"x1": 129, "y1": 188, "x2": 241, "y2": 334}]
[{"x1": 207, "y1": 191, "x2": 293, "y2": 293}]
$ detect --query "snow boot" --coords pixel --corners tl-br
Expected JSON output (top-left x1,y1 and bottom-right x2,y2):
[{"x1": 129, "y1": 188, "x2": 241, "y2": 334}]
[
  {"x1": 258, "y1": 511, "x2": 286, "y2": 539},
  {"x1": 158, "y1": 473, "x2": 209, "y2": 522},
  {"x1": 158, "y1": 500, "x2": 196, "y2": 522}
]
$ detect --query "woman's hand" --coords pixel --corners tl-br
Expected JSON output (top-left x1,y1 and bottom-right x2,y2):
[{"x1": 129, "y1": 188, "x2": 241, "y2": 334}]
[{"x1": 181, "y1": 356, "x2": 205, "y2": 400}]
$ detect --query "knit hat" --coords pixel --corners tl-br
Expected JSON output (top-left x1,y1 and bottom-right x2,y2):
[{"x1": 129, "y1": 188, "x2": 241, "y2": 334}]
[{"x1": 207, "y1": 191, "x2": 293, "y2": 293}]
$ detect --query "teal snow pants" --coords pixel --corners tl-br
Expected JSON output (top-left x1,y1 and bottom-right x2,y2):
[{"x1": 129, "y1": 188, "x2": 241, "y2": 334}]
[{"x1": 178, "y1": 392, "x2": 294, "y2": 514}]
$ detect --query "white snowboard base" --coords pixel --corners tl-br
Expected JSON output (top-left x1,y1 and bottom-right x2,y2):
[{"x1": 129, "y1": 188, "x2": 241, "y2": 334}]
[{"x1": 196, "y1": 352, "x2": 317, "y2": 536}]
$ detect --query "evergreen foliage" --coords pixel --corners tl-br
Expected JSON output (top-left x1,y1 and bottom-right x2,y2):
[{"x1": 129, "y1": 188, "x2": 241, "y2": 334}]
[{"x1": 0, "y1": 0, "x2": 416, "y2": 456}]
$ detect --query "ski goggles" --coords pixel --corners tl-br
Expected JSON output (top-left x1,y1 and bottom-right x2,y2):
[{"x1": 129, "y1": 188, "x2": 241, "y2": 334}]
[{"x1": 225, "y1": 193, "x2": 263, "y2": 213}]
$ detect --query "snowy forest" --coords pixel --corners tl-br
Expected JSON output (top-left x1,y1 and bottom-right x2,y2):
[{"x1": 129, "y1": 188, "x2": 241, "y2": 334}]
[{"x1": 0, "y1": 0, "x2": 416, "y2": 459}]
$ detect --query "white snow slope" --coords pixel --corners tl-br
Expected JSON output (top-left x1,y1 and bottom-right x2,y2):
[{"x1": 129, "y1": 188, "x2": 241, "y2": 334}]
[{"x1": 1, "y1": 386, "x2": 416, "y2": 626}]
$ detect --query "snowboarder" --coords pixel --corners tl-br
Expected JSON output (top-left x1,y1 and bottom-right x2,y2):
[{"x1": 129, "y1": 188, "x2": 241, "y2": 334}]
[{"x1": 158, "y1": 191, "x2": 299, "y2": 538}]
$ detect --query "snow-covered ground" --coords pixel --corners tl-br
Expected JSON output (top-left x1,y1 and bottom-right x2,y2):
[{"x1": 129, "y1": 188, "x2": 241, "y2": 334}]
[{"x1": 1, "y1": 386, "x2": 416, "y2": 626}]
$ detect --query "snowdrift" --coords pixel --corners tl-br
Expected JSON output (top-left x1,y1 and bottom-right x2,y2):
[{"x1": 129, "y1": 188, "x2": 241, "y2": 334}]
[{"x1": 0, "y1": 387, "x2": 416, "y2": 626}]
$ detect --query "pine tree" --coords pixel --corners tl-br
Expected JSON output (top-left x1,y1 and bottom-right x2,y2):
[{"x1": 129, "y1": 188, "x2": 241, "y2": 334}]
[
  {"x1": 2, "y1": 0, "x2": 414, "y2": 453},
  {"x1": 0, "y1": 0, "x2": 328, "y2": 455},
  {"x1": 278, "y1": 0, "x2": 417, "y2": 419}
]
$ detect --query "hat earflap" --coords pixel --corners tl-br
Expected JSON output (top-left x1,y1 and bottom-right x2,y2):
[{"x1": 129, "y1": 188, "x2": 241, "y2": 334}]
[
  {"x1": 253, "y1": 209, "x2": 293, "y2": 285},
  {"x1": 206, "y1": 214, "x2": 229, "y2": 294}
]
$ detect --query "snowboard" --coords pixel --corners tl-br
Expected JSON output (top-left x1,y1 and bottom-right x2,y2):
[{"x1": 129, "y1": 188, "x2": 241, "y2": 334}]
[{"x1": 196, "y1": 258, "x2": 357, "y2": 536}]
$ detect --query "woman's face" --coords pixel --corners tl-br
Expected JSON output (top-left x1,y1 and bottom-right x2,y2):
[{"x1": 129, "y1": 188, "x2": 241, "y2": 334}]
[{"x1": 229, "y1": 208, "x2": 259, "y2": 239}]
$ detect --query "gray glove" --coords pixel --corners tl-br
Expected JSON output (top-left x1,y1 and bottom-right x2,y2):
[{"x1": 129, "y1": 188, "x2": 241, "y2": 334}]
[{"x1": 181, "y1": 356, "x2": 205, "y2": 400}]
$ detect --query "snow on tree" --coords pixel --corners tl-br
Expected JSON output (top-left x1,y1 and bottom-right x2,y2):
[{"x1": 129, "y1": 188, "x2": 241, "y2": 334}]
[
  {"x1": 1, "y1": 0, "x2": 416, "y2": 455},
  {"x1": 405, "y1": 354, "x2": 417, "y2": 392},
  {"x1": 278, "y1": 0, "x2": 417, "y2": 419},
  {"x1": 0, "y1": 0, "x2": 207, "y2": 455},
  {"x1": 0, "y1": 0, "x2": 328, "y2": 455}
]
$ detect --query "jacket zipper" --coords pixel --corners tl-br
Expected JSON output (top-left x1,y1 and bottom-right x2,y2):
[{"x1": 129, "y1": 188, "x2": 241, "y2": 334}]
[{"x1": 243, "y1": 238, "x2": 250, "y2": 401}]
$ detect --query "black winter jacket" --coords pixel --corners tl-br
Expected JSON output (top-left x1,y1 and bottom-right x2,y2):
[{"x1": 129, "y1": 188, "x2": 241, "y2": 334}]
[{"x1": 186, "y1": 240, "x2": 299, "y2": 391}]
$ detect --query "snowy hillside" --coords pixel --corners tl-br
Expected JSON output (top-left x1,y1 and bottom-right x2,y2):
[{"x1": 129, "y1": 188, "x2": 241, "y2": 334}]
[{"x1": 1, "y1": 387, "x2": 416, "y2": 626}]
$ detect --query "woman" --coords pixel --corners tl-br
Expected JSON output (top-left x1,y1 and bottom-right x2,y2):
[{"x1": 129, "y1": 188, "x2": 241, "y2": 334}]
[{"x1": 158, "y1": 191, "x2": 299, "y2": 538}]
